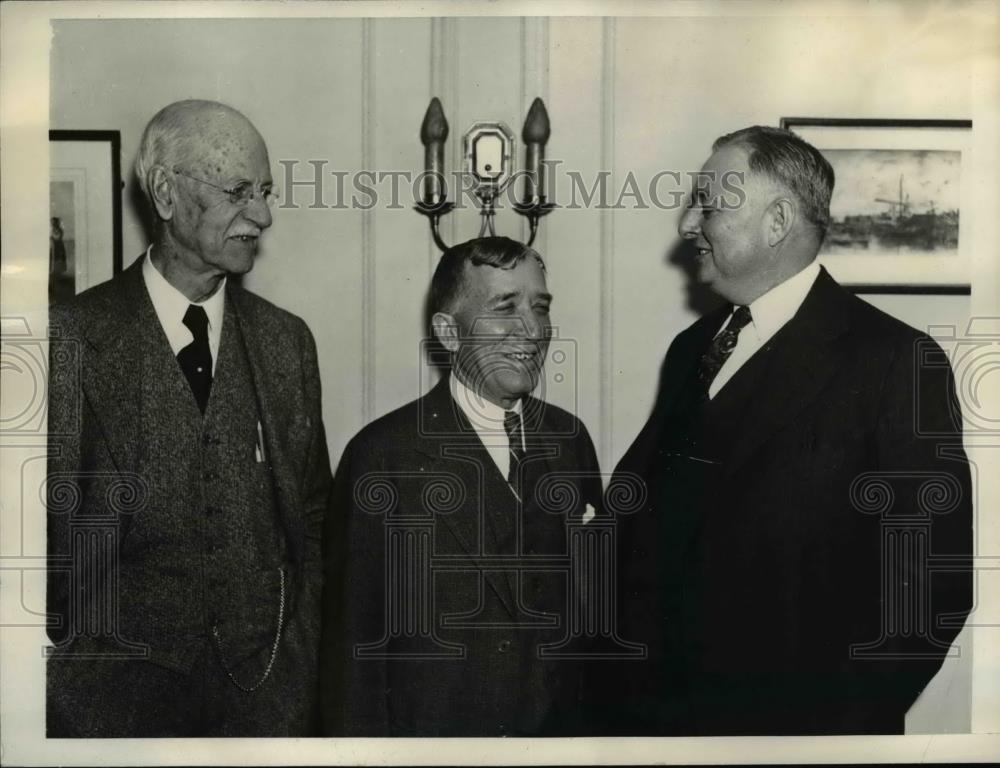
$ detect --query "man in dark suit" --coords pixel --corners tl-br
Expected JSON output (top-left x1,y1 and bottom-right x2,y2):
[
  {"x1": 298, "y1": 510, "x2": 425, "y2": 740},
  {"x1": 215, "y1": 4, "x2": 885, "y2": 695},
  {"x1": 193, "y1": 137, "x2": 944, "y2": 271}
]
[
  {"x1": 47, "y1": 100, "x2": 333, "y2": 736},
  {"x1": 321, "y1": 236, "x2": 602, "y2": 736},
  {"x1": 600, "y1": 126, "x2": 973, "y2": 735}
]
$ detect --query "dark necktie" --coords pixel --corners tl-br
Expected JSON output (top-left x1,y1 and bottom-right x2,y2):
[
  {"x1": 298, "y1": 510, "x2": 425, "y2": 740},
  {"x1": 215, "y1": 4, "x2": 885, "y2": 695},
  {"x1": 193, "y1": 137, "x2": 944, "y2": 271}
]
[
  {"x1": 503, "y1": 409, "x2": 526, "y2": 496},
  {"x1": 177, "y1": 304, "x2": 212, "y2": 414},
  {"x1": 698, "y1": 305, "x2": 753, "y2": 392}
]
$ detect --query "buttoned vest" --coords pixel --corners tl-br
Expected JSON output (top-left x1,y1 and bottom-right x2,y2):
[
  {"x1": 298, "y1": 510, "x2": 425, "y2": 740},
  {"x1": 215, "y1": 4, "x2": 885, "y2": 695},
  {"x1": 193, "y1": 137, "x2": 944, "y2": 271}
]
[{"x1": 120, "y1": 302, "x2": 286, "y2": 673}]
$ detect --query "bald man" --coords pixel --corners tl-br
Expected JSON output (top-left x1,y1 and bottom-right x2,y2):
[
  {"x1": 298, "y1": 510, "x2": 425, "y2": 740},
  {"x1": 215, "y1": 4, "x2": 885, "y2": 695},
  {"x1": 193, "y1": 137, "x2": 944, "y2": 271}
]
[{"x1": 47, "y1": 100, "x2": 333, "y2": 736}]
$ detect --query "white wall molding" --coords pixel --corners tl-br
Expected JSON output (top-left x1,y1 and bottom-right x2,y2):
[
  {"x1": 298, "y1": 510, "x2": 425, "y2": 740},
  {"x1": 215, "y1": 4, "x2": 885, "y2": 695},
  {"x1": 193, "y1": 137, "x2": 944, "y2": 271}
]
[
  {"x1": 599, "y1": 17, "x2": 616, "y2": 471},
  {"x1": 361, "y1": 17, "x2": 376, "y2": 423}
]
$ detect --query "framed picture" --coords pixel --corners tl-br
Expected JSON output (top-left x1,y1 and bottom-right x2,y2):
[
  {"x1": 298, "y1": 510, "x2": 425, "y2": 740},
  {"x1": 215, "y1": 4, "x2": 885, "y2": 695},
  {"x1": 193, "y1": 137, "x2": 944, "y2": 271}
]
[
  {"x1": 779, "y1": 118, "x2": 972, "y2": 295},
  {"x1": 49, "y1": 130, "x2": 122, "y2": 305}
]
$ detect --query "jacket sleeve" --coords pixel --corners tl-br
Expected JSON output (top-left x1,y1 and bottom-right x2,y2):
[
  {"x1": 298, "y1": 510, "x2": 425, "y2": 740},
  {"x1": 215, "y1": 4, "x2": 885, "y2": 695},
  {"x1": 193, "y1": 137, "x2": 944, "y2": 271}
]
[
  {"x1": 856, "y1": 330, "x2": 974, "y2": 714},
  {"x1": 47, "y1": 304, "x2": 82, "y2": 646},
  {"x1": 298, "y1": 320, "x2": 333, "y2": 577},
  {"x1": 319, "y1": 435, "x2": 391, "y2": 735}
]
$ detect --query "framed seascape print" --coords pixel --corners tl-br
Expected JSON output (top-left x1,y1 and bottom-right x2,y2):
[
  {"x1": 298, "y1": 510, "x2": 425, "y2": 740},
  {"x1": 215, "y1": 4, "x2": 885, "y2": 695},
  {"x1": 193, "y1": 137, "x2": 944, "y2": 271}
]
[
  {"x1": 780, "y1": 118, "x2": 972, "y2": 295},
  {"x1": 48, "y1": 130, "x2": 123, "y2": 305}
]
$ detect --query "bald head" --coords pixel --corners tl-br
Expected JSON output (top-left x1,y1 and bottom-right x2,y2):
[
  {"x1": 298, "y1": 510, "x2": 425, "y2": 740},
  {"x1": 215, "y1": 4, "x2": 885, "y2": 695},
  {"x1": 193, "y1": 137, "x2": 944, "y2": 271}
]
[
  {"x1": 135, "y1": 100, "x2": 266, "y2": 205},
  {"x1": 137, "y1": 100, "x2": 274, "y2": 302}
]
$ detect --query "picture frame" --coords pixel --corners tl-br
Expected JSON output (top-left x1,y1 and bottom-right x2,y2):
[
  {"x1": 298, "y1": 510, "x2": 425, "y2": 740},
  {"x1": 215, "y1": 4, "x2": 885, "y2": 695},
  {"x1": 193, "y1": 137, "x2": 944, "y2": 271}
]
[
  {"x1": 49, "y1": 129, "x2": 122, "y2": 304},
  {"x1": 779, "y1": 118, "x2": 972, "y2": 295}
]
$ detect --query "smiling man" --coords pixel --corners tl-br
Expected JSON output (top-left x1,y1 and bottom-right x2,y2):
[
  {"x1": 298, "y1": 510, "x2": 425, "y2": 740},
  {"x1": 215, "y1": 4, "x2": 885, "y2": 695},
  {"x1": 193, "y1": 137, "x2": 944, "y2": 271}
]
[
  {"x1": 321, "y1": 236, "x2": 602, "y2": 736},
  {"x1": 599, "y1": 125, "x2": 973, "y2": 735},
  {"x1": 47, "y1": 100, "x2": 333, "y2": 736}
]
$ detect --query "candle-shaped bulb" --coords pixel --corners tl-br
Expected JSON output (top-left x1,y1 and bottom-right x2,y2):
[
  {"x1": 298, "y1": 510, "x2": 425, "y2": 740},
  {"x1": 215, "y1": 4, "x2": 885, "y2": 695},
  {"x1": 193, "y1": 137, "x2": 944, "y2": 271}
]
[
  {"x1": 421, "y1": 97, "x2": 449, "y2": 145},
  {"x1": 522, "y1": 97, "x2": 550, "y2": 144},
  {"x1": 521, "y1": 98, "x2": 550, "y2": 204},
  {"x1": 421, "y1": 98, "x2": 449, "y2": 205}
]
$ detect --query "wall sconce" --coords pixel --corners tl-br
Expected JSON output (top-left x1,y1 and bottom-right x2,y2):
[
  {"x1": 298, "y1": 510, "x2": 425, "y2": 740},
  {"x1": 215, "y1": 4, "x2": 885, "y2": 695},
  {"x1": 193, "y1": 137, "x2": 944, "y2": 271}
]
[{"x1": 415, "y1": 97, "x2": 554, "y2": 252}]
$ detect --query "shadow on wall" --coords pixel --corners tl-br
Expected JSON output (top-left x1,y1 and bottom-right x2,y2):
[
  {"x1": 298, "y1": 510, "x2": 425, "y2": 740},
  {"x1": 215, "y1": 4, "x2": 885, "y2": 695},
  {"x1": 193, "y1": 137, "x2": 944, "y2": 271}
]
[
  {"x1": 666, "y1": 237, "x2": 727, "y2": 318},
  {"x1": 422, "y1": 288, "x2": 450, "y2": 381},
  {"x1": 129, "y1": 177, "x2": 153, "y2": 254}
]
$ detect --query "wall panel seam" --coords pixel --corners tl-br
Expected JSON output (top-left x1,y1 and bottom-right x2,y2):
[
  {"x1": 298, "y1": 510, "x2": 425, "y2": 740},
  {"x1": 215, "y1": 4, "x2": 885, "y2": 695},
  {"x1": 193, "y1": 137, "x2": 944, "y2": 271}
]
[
  {"x1": 599, "y1": 18, "x2": 616, "y2": 472},
  {"x1": 361, "y1": 18, "x2": 376, "y2": 422}
]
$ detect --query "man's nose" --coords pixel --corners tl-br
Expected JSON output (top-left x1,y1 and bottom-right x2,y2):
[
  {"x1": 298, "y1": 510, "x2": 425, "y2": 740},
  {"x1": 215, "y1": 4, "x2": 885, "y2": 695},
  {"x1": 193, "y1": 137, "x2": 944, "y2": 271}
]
[
  {"x1": 244, "y1": 195, "x2": 273, "y2": 229},
  {"x1": 678, "y1": 205, "x2": 701, "y2": 239},
  {"x1": 517, "y1": 310, "x2": 545, "y2": 340}
]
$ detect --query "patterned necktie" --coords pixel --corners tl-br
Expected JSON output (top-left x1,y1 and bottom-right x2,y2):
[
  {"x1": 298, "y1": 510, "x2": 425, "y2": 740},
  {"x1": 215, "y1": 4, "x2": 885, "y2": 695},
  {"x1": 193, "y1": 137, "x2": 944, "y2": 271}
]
[
  {"x1": 503, "y1": 409, "x2": 526, "y2": 495},
  {"x1": 698, "y1": 305, "x2": 752, "y2": 391},
  {"x1": 177, "y1": 304, "x2": 212, "y2": 414}
]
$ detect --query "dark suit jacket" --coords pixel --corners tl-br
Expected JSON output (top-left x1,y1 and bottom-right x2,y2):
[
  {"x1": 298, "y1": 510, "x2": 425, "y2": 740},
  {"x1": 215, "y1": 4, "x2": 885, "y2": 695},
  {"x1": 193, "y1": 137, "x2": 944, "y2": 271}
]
[
  {"x1": 321, "y1": 376, "x2": 602, "y2": 736},
  {"x1": 47, "y1": 258, "x2": 332, "y2": 726},
  {"x1": 599, "y1": 267, "x2": 973, "y2": 735}
]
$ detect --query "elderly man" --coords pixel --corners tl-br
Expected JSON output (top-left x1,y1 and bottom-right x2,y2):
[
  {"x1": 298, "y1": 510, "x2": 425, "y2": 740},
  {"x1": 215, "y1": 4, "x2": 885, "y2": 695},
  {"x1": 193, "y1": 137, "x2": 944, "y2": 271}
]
[
  {"x1": 600, "y1": 126, "x2": 973, "y2": 735},
  {"x1": 47, "y1": 100, "x2": 332, "y2": 736},
  {"x1": 321, "y1": 236, "x2": 602, "y2": 736}
]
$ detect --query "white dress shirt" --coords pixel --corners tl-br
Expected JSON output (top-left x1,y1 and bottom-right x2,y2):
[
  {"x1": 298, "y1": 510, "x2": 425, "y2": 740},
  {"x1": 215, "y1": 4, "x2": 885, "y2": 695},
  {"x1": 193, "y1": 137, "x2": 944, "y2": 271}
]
[
  {"x1": 449, "y1": 373, "x2": 525, "y2": 480},
  {"x1": 141, "y1": 246, "x2": 226, "y2": 374},
  {"x1": 708, "y1": 261, "x2": 821, "y2": 399}
]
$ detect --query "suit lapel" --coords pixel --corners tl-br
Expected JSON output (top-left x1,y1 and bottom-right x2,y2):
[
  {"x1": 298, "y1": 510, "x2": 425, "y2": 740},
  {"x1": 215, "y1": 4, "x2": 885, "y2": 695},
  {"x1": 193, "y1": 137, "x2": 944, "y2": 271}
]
[
  {"x1": 726, "y1": 268, "x2": 852, "y2": 475},
  {"x1": 227, "y1": 284, "x2": 305, "y2": 563},
  {"x1": 615, "y1": 308, "x2": 725, "y2": 478},
  {"x1": 78, "y1": 259, "x2": 149, "y2": 473},
  {"x1": 417, "y1": 379, "x2": 520, "y2": 616}
]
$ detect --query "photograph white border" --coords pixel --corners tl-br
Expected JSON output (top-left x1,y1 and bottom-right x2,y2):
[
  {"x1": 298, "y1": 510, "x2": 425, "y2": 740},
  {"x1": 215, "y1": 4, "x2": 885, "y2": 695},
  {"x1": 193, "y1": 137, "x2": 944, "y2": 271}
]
[{"x1": 2, "y1": 1, "x2": 999, "y2": 765}]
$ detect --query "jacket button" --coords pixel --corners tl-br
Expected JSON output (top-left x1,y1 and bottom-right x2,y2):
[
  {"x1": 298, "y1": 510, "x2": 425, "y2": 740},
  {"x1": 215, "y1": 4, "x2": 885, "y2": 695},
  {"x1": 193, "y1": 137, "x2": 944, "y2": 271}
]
[{"x1": 498, "y1": 640, "x2": 511, "y2": 653}]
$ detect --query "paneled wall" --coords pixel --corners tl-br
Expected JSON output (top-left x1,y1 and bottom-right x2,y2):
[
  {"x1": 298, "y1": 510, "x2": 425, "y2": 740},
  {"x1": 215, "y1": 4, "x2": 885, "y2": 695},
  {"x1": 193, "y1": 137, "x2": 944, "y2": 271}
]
[{"x1": 51, "y1": 11, "x2": 993, "y2": 732}]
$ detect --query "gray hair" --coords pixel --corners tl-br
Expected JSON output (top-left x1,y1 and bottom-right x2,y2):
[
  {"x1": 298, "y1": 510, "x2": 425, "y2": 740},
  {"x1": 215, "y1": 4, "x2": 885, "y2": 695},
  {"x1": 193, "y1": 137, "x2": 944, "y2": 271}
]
[{"x1": 713, "y1": 125, "x2": 835, "y2": 238}]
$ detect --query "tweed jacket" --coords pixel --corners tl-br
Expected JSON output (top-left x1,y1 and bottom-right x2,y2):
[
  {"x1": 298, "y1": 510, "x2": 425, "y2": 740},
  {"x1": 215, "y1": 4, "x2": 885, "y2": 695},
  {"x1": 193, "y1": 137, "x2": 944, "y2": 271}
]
[{"x1": 47, "y1": 257, "x2": 333, "y2": 673}]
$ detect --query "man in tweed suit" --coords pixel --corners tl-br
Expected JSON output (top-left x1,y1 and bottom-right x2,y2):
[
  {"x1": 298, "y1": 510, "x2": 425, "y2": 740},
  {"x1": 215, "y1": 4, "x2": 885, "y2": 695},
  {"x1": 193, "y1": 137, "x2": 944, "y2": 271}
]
[{"x1": 47, "y1": 100, "x2": 333, "y2": 736}]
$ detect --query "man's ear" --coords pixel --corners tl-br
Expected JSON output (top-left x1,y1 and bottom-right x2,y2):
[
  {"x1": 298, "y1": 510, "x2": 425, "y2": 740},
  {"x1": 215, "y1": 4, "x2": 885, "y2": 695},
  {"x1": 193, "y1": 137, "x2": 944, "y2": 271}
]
[
  {"x1": 149, "y1": 166, "x2": 175, "y2": 221},
  {"x1": 766, "y1": 197, "x2": 796, "y2": 247},
  {"x1": 431, "y1": 311, "x2": 460, "y2": 353}
]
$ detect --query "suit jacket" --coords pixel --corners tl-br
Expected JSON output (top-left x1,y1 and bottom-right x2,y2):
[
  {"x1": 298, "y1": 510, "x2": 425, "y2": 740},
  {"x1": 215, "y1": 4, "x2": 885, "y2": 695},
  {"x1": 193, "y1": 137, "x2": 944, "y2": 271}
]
[
  {"x1": 47, "y1": 258, "x2": 332, "y2": 724},
  {"x1": 599, "y1": 267, "x2": 973, "y2": 735},
  {"x1": 321, "y1": 376, "x2": 602, "y2": 736}
]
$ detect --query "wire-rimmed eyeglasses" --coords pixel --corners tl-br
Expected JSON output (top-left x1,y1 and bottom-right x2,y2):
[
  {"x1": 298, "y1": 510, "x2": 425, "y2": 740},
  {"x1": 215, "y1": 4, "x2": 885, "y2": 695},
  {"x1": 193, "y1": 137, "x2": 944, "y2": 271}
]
[{"x1": 172, "y1": 167, "x2": 279, "y2": 208}]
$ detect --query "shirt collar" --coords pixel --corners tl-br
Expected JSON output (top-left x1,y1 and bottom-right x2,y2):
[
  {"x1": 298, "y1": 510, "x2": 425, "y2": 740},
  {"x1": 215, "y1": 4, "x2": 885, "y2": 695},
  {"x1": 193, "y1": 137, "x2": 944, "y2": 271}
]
[
  {"x1": 449, "y1": 371, "x2": 522, "y2": 434},
  {"x1": 142, "y1": 245, "x2": 226, "y2": 336},
  {"x1": 744, "y1": 260, "x2": 821, "y2": 341}
]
